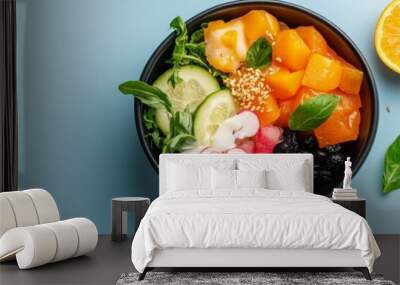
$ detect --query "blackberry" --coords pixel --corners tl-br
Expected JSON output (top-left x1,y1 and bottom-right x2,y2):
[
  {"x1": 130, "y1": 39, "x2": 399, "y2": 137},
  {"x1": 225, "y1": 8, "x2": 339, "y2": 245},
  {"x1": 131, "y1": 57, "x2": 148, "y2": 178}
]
[
  {"x1": 326, "y1": 153, "x2": 345, "y2": 171},
  {"x1": 301, "y1": 136, "x2": 318, "y2": 152},
  {"x1": 314, "y1": 150, "x2": 328, "y2": 167},
  {"x1": 326, "y1": 144, "x2": 343, "y2": 154},
  {"x1": 274, "y1": 129, "x2": 299, "y2": 153},
  {"x1": 314, "y1": 169, "x2": 333, "y2": 184}
]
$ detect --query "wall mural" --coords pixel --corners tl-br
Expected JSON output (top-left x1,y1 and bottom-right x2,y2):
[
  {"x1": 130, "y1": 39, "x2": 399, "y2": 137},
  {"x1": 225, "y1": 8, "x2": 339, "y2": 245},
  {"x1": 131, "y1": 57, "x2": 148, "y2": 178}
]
[{"x1": 118, "y1": 8, "x2": 392, "y2": 196}]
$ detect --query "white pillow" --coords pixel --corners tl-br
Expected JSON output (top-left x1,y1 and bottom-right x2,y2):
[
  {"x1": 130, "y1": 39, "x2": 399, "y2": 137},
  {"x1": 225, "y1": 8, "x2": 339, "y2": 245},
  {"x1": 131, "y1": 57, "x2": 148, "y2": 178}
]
[
  {"x1": 266, "y1": 163, "x2": 307, "y2": 191},
  {"x1": 167, "y1": 163, "x2": 211, "y2": 191},
  {"x1": 211, "y1": 168, "x2": 236, "y2": 190},
  {"x1": 237, "y1": 159, "x2": 310, "y2": 192},
  {"x1": 236, "y1": 169, "x2": 267, "y2": 189}
]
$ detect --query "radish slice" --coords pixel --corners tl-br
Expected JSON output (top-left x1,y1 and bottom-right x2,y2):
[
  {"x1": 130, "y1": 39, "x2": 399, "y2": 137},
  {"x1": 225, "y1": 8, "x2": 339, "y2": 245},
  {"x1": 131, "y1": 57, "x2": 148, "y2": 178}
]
[
  {"x1": 227, "y1": 148, "x2": 247, "y2": 154},
  {"x1": 237, "y1": 139, "x2": 256, "y2": 153},
  {"x1": 212, "y1": 111, "x2": 260, "y2": 151},
  {"x1": 255, "y1": 126, "x2": 283, "y2": 153},
  {"x1": 234, "y1": 111, "x2": 260, "y2": 139},
  {"x1": 200, "y1": 147, "x2": 221, "y2": 154},
  {"x1": 213, "y1": 123, "x2": 237, "y2": 150},
  {"x1": 182, "y1": 146, "x2": 208, "y2": 154}
]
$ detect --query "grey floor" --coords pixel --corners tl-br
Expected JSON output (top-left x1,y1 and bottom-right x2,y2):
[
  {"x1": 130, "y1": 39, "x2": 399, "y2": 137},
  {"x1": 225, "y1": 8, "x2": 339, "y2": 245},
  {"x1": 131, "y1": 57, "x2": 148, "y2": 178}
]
[
  {"x1": 0, "y1": 235, "x2": 133, "y2": 285},
  {"x1": 0, "y1": 235, "x2": 399, "y2": 285}
]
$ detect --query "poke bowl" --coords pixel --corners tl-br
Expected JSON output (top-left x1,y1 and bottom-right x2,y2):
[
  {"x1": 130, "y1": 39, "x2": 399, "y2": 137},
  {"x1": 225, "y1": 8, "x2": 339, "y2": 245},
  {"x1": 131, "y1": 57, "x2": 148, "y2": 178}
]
[{"x1": 124, "y1": 0, "x2": 378, "y2": 196}]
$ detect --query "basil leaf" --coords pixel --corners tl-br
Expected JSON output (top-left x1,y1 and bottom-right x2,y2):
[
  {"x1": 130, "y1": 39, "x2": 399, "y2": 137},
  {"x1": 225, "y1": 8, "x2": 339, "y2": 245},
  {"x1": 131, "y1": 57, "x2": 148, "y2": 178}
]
[
  {"x1": 246, "y1": 37, "x2": 272, "y2": 69},
  {"x1": 383, "y1": 135, "x2": 400, "y2": 194},
  {"x1": 119, "y1": 81, "x2": 172, "y2": 113},
  {"x1": 289, "y1": 94, "x2": 339, "y2": 131}
]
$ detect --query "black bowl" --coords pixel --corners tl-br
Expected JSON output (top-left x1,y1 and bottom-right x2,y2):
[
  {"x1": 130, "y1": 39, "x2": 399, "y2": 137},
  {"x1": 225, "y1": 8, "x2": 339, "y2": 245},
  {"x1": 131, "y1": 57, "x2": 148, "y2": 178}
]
[{"x1": 134, "y1": 0, "x2": 378, "y2": 195}]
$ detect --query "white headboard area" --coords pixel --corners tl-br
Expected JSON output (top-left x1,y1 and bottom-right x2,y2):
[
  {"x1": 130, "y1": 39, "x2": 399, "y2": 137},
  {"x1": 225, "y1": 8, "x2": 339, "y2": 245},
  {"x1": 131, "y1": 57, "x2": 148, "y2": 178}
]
[{"x1": 159, "y1": 154, "x2": 313, "y2": 195}]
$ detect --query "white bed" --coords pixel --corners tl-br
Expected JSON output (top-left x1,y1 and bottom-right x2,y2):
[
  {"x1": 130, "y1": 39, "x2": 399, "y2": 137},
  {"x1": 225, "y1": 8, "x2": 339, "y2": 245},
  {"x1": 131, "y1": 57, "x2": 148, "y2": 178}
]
[{"x1": 131, "y1": 154, "x2": 380, "y2": 280}]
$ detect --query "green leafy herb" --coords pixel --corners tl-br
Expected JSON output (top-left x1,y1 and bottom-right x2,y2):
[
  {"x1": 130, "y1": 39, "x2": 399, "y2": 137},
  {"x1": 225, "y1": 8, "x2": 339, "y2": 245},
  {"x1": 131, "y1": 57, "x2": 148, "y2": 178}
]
[
  {"x1": 186, "y1": 42, "x2": 206, "y2": 59},
  {"x1": 119, "y1": 81, "x2": 172, "y2": 113},
  {"x1": 245, "y1": 37, "x2": 272, "y2": 69},
  {"x1": 200, "y1": 22, "x2": 209, "y2": 29},
  {"x1": 143, "y1": 108, "x2": 163, "y2": 148},
  {"x1": 288, "y1": 94, "x2": 339, "y2": 131},
  {"x1": 120, "y1": 17, "x2": 233, "y2": 152},
  {"x1": 190, "y1": 28, "x2": 204, "y2": 43},
  {"x1": 168, "y1": 16, "x2": 189, "y2": 87},
  {"x1": 210, "y1": 68, "x2": 228, "y2": 81},
  {"x1": 163, "y1": 133, "x2": 197, "y2": 153},
  {"x1": 171, "y1": 110, "x2": 193, "y2": 134},
  {"x1": 167, "y1": 17, "x2": 226, "y2": 86},
  {"x1": 383, "y1": 135, "x2": 400, "y2": 194},
  {"x1": 118, "y1": 80, "x2": 197, "y2": 153},
  {"x1": 170, "y1": 16, "x2": 188, "y2": 43},
  {"x1": 162, "y1": 110, "x2": 196, "y2": 153}
]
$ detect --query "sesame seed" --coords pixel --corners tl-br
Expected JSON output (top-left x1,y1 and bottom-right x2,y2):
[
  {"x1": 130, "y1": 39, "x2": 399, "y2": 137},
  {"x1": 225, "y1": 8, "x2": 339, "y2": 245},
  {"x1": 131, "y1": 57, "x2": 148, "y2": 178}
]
[{"x1": 224, "y1": 66, "x2": 273, "y2": 112}]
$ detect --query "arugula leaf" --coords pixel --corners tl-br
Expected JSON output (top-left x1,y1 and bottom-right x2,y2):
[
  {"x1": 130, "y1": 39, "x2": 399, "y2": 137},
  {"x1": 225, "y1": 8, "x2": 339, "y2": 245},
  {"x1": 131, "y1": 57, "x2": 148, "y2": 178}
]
[
  {"x1": 169, "y1": 68, "x2": 184, "y2": 87},
  {"x1": 118, "y1": 81, "x2": 172, "y2": 113},
  {"x1": 163, "y1": 110, "x2": 196, "y2": 152},
  {"x1": 143, "y1": 108, "x2": 156, "y2": 129},
  {"x1": 190, "y1": 28, "x2": 204, "y2": 43},
  {"x1": 171, "y1": 110, "x2": 193, "y2": 134},
  {"x1": 200, "y1": 22, "x2": 209, "y2": 29},
  {"x1": 168, "y1": 17, "x2": 189, "y2": 87},
  {"x1": 186, "y1": 42, "x2": 205, "y2": 59},
  {"x1": 143, "y1": 108, "x2": 163, "y2": 148},
  {"x1": 163, "y1": 133, "x2": 197, "y2": 153},
  {"x1": 246, "y1": 37, "x2": 272, "y2": 69},
  {"x1": 383, "y1": 135, "x2": 400, "y2": 194},
  {"x1": 170, "y1": 16, "x2": 188, "y2": 43},
  {"x1": 210, "y1": 68, "x2": 228, "y2": 80},
  {"x1": 167, "y1": 17, "x2": 227, "y2": 86},
  {"x1": 289, "y1": 94, "x2": 339, "y2": 131}
]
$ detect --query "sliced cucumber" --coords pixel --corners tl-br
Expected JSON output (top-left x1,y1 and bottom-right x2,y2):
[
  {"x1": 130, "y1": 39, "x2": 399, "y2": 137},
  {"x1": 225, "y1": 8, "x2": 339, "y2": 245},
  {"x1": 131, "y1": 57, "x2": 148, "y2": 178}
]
[
  {"x1": 154, "y1": 108, "x2": 170, "y2": 136},
  {"x1": 153, "y1": 65, "x2": 220, "y2": 135},
  {"x1": 193, "y1": 89, "x2": 237, "y2": 146}
]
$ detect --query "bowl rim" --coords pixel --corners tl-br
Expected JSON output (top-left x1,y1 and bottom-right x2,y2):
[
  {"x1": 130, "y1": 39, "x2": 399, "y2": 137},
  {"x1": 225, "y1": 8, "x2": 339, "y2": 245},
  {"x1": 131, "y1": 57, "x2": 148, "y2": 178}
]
[{"x1": 134, "y1": 0, "x2": 379, "y2": 176}]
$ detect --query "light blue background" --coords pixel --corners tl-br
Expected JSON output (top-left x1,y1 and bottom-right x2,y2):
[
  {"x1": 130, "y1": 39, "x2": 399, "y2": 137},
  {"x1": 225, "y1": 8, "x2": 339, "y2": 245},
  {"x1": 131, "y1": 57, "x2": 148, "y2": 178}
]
[{"x1": 16, "y1": 0, "x2": 400, "y2": 234}]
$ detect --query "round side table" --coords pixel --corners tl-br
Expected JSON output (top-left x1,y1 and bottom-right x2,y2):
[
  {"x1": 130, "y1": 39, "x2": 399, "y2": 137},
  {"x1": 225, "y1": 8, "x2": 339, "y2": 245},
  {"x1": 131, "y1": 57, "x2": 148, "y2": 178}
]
[{"x1": 111, "y1": 197, "x2": 150, "y2": 242}]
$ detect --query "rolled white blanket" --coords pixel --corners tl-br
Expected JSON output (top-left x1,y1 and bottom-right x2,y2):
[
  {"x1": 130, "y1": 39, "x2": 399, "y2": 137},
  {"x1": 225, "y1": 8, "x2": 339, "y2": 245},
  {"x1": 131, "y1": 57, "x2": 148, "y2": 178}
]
[{"x1": 0, "y1": 218, "x2": 98, "y2": 269}]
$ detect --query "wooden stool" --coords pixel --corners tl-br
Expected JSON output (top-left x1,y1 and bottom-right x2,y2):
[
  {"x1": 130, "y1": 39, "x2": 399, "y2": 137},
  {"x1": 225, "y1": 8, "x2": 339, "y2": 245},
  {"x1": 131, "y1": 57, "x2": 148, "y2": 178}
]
[{"x1": 111, "y1": 197, "x2": 150, "y2": 242}]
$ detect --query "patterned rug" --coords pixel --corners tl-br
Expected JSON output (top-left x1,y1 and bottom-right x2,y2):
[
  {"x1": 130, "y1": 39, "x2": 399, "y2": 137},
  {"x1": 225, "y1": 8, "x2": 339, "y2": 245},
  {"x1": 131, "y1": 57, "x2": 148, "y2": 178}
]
[{"x1": 116, "y1": 271, "x2": 396, "y2": 285}]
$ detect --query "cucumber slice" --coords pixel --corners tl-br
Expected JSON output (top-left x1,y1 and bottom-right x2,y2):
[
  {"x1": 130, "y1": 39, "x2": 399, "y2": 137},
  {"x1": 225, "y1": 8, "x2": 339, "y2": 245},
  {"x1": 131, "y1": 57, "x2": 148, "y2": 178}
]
[
  {"x1": 194, "y1": 89, "x2": 237, "y2": 146},
  {"x1": 153, "y1": 65, "x2": 220, "y2": 135}
]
